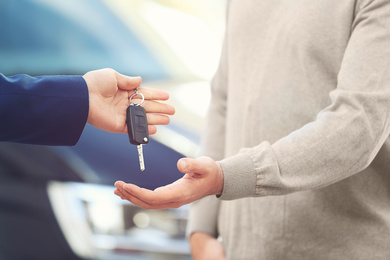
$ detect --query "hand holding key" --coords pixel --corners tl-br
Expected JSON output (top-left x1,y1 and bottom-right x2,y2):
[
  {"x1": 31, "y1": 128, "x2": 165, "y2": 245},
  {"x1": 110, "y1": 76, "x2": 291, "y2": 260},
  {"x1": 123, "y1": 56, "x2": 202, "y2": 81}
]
[
  {"x1": 83, "y1": 68, "x2": 175, "y2": 135},
  {"x1": 114, "y1": 156, "x2": 225, "y2": 209}
]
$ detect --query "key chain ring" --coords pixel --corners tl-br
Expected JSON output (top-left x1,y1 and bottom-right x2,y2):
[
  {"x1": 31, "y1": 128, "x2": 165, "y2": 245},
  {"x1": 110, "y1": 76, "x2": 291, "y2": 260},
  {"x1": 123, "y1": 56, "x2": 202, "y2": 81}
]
[{"x1": 129, "y1": 88, "x2": 145, "y2": 106}]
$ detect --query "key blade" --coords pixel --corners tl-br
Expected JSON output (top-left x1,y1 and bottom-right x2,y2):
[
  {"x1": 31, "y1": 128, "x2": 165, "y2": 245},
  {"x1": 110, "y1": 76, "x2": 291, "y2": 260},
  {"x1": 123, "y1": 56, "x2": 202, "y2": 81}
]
[{"x1": 137, "y1": 145, "x2": 145, "y2": 171}]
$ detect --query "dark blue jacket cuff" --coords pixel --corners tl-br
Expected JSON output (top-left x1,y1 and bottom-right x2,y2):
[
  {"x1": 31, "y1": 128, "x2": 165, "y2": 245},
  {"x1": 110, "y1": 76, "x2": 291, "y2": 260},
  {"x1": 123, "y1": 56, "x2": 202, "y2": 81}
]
[{"x1": 0, "y1": 74, "x2": 89, "y2": 146}]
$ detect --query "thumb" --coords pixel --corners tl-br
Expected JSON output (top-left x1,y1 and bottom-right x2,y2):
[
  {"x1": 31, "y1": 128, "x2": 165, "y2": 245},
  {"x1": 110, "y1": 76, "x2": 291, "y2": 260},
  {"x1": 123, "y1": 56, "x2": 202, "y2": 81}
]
[
  {"x1": 177, "y1": 156, "x2": 213, "y2": 175},
  {"x1": 115, "y1": 71, "x2": 142, "y2": 91}
]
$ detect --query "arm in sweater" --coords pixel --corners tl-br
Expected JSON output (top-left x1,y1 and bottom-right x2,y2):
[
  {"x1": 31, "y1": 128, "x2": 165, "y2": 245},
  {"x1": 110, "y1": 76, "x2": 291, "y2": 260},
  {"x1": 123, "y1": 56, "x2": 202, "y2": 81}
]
[{"x1": 219, "y1": 0, "x2": 390, "y2": 200}]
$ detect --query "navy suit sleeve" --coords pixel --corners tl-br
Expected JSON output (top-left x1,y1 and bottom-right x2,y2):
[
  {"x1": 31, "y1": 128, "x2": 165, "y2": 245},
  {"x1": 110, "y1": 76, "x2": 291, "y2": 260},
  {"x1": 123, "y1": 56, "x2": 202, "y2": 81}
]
[{"x1": 0, "y1": 73, "x2": 89, "y2": 145}]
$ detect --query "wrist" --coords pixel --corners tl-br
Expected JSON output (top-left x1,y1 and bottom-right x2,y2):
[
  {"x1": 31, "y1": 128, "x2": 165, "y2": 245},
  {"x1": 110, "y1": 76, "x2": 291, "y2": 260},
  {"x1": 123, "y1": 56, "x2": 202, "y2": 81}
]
[
  {"x1": 190, "y1": 232, "x2": 215, "y2": 246},
  {"x1": 215, "y1": 162, "x2": 224, "y2": 196},
  {"x1": 82, "y1": 74, "x2": 93, "y2": 123},
  {"x1": 82, "y1": 73, "x2": 100, "y2": 127}
]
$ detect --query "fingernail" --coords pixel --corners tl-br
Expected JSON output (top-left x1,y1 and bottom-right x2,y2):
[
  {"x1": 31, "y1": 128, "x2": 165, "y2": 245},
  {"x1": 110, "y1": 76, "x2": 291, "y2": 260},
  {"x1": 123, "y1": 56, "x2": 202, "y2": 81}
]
[{"x1": 180, "y1": 160, "x2": 187, "y2": 171}]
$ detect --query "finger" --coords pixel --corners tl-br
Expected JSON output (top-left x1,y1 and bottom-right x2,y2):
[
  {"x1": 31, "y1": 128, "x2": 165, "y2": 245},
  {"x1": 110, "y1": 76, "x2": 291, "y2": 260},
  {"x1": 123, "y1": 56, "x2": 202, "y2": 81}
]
[
  {"x1": 147, "y1": 114, "x2": 170, "y2": 125},
  {"x1": 114, "y1": 188, "x2": 121, "y2": 196},
  {"x1": 115, "y1": 71, "x2": 142, "y2": 90},
  {"x1": 121, "y1": 182, "x2": 182, "y2": 206},
  {"x1": 118, "y1": 188, "x2": 184, "y2": 209},
  {"x1": 118, "y1": 186, "x2": 186, "y2": 209},
  {"x1": 141, "y1": 100, "x2": 175, "y2": 115},
  {"x1": 115, "y1": 183, "x2": 160, "y2": 208},
  {"x1": 115, "y1": 180, "x2": 126, "y2": 190},
  {"x1": 115, "y1": 189, "x2": 132, "y2": 201},
  {"x1": 114, "y1": 188, "x2": 127, "y2": 200},
  {"x1": 114, "y1": 181, "x2": 134, "y2": 200},
  {"x1": 177, "y1": 157, "x2": 212, "y2": 174},
  {"x1": 115, "y1": 179, "x2": 189, "y2": 207},
  {"x1": 138, "y1": 87, "x2": 170, "y2": 101},
  {"x1": 118, "y1": 188, "x2": 165, "y2": 209},
  {"x1": 148, "y1": 125, "x2": 157, "y2": 135}
]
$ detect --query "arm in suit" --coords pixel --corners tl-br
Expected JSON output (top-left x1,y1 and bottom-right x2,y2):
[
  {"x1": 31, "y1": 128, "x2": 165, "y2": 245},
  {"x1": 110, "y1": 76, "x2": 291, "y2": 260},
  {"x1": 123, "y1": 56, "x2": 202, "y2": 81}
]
[{"x1": 0, "y1": 73, "x2": 89, "y2": 145}]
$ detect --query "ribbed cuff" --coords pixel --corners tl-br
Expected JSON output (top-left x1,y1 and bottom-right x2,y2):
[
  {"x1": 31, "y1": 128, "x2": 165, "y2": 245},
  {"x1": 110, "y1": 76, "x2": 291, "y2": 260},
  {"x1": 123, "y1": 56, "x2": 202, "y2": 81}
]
[{"x1": 217, "y1": 153, "x2": 257, "y2": 200}]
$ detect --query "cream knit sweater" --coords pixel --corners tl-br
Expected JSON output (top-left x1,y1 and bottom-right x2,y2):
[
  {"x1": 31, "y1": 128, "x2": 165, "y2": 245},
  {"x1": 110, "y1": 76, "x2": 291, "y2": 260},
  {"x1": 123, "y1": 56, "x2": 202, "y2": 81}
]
[{"x1": 187, "y1": 0, "x2": 390, "y2": 259}]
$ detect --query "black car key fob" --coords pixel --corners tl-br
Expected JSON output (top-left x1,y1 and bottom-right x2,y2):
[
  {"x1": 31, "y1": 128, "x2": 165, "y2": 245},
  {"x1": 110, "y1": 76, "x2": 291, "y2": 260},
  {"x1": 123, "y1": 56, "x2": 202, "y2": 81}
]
[{"x1": 126, "y1": 104, "x2": 149, "y2": 145}]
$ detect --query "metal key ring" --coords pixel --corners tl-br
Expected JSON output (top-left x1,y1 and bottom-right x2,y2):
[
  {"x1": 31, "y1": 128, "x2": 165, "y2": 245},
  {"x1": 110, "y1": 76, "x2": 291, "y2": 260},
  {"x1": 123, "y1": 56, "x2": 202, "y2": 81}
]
[{"x1": 129, "y1": 88, "x2": 145, "y2": 106}]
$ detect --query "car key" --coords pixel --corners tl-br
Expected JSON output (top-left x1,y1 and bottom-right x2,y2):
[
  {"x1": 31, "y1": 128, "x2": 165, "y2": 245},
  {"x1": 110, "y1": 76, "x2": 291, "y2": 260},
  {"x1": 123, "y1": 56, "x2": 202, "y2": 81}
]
[{"x1": 127, "y1": 89, "x2": 149, "y2": 171}]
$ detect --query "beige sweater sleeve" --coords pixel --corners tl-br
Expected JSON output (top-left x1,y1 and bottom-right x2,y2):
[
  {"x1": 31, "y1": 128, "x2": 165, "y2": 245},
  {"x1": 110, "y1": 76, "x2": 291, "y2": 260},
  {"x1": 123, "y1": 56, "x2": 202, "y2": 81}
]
[{"x1": 219, "y1": 0, "x2": 390, "y2": 200}]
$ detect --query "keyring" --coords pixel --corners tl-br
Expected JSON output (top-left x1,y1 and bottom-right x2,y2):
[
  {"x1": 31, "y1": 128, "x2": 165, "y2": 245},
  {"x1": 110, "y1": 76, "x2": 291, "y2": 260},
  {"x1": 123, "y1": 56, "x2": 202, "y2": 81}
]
[{"x1": 129, "y1": 88, "x2": 144, "y2": 106}]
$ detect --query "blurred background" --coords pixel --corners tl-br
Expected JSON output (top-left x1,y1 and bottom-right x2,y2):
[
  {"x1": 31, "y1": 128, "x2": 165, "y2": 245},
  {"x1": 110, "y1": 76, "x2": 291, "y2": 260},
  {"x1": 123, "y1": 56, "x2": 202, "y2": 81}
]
[{"x1": 0, "y1": 0, "x2": 226, "y2": 259}]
